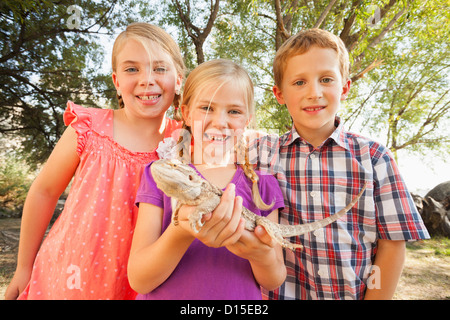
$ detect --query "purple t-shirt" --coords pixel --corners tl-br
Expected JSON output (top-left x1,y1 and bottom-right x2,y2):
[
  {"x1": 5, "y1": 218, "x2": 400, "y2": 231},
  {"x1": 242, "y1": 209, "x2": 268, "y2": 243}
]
[{"x1": 135, "y1": 162, "x2": 284, "y2": 300}]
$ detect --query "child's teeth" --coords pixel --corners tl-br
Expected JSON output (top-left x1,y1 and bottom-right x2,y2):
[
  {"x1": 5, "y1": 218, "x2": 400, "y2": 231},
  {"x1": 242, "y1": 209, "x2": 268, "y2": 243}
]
[
  {"x1": 139, "y1": 95, "x2": 160, "y2": 100},
  {"x1": 205, "y1": 133, "x2": 227, "y2": 141}
]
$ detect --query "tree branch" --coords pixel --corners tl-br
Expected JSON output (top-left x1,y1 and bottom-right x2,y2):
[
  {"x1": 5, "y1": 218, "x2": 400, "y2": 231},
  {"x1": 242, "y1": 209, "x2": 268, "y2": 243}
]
[
  {"x1": 313, "y1": 0, "x2": 337, "y2": 28},
  {"x1": 339, "y1": 0, "x2": 362, "y2": 47},
  {"x1": 350, "y1": 58, "x2": 384, "y2": 82},
  {"x1": 173, "y1": 0, "x2": 198, "y2": 38},
  {"x1": 274, "y1": 0, "x2": 291, "y2": 40},
  {"x1": 172, "y1": 0, "x2": 220, "y2": 64},
  {"x1": 366, "y1": 6, "x2": 407, "y2": 51},
  {"x1": 201, "y1": 0, "x2": 220, "y2": 42},
  {"x1": 352, "y1": 0, "x2": 406, "y2": 68}
]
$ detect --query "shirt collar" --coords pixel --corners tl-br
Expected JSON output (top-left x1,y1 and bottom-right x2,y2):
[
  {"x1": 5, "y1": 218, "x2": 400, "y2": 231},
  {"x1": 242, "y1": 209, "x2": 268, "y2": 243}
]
[
  {"x1": 281, "y1": 117, "x2": 349, "y2": 150},
  {"x1": 329, "y1": 117, "x2": 348, "y2": 150},
  {"x1": 280, "y1": 126, "x2": 300, "y2": 146}
]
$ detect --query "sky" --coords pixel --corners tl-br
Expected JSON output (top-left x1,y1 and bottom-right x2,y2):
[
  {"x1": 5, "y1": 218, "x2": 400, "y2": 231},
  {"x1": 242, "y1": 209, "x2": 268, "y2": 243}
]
[{"x1": 396, "y1": 151, "x2": 449, "y2": 196}]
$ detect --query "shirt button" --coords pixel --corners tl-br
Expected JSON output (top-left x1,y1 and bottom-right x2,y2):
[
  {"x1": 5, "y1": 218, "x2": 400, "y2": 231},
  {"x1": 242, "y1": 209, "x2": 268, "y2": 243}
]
[
  {"x1": 318, "y1": 269, "x2": 327, "y2": 277},
  {"x1": 310, "y1": 191, "x2": 317, "y2": 197},
  {"x1": 310, "y1": 154, "x2": 316, "y2": 159}
]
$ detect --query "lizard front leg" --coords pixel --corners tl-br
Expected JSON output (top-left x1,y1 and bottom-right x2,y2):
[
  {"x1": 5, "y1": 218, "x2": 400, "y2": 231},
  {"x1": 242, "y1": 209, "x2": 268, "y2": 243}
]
[
  {"x1": 171, "y1": 198, "x2": 182, "y2": 226},
  {"x1": 189, "y1": 196, "x2": 221, "y2": 233}
]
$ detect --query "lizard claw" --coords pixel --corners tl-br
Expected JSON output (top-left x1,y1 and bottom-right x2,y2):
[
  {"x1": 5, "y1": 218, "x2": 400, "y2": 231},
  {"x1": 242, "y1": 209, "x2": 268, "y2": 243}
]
[
  {"x1": 189, "y1": 211, "x2": 207, "y2": 233},
  {"x1": 190, "y1": 218, "x2": 203, "y2": 233},
  {"x1": 279, "y1": 238, "x2": 303, "y2": 250},
  {"x1": 191, "y1": 224, "x2": 199, "y2": 233}
]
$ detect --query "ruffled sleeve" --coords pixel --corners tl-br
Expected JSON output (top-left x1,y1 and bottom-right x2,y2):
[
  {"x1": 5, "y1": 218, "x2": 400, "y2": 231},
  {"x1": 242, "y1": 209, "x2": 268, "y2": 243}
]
[{"x1": 63, "y1": 101, "x2": 92, "y2": 156}]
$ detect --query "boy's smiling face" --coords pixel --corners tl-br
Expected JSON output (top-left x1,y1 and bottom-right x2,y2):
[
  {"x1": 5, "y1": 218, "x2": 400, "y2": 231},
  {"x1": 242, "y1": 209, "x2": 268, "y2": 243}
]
[{"x1": 273, "y1": 46, "x2": 351, "y2": 147}]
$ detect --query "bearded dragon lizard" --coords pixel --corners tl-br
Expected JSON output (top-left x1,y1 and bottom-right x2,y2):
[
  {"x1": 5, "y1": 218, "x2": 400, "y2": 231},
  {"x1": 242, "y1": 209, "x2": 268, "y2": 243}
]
[{"x1": 150, "y1": 159, "x2": 367, "y2": 250}]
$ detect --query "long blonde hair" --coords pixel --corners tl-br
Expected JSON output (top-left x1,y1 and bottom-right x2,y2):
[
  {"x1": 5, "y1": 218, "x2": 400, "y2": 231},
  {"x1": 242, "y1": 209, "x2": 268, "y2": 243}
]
[
  {"x1": 179, "y1": 59, "x2": 273, "y2": 210},
  {"x1": 111, "y1": 22, "x2": 186, "y2": 109}
]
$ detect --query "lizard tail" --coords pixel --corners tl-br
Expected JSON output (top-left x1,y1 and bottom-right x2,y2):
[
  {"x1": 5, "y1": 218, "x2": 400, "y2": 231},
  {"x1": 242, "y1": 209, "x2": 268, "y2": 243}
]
[{"x1": 281, "y1": 182, "x2": 368, "y2": 237}]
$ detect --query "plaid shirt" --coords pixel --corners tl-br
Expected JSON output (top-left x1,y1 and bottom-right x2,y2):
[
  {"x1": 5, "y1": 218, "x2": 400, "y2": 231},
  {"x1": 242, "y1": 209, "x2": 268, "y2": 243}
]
[{"x1": 250, "y1": 118, "x2": 429, "y2": 300}]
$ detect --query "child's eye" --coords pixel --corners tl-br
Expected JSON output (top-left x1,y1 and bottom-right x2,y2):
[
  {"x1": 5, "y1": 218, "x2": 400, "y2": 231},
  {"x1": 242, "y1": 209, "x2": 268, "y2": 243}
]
[
  {"x1": 154, "y1": 66, "x2": 168, "y2": 73},
  {"x1": 321, "y1": 77, "x2": 334, "y2": 83},
  {"x1": 229, "y1": 109, "x2": 243, "y2": 115},
  {"x1": 125, "y1": 67, "x2": 138, "y2": 73},
  {"x1": 294, "y1": 80, "x2": 305, "y2": 86},
  {"x1": 200, "y1": 105, "x2": 212, "y2": 112}
]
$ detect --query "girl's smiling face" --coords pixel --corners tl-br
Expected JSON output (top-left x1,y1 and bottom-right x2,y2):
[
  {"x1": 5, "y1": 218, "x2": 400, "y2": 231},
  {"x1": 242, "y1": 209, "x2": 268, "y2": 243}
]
[
  {"x1": 182, "y1": 81, "x2": 251, "y2": 165},
  {"x1": 112, "y1": 38, "x2": 182, "y2": 119}
]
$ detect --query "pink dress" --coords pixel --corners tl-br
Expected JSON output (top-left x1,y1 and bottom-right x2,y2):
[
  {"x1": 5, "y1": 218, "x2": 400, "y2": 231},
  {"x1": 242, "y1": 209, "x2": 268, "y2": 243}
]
[{"x1": 18, "y1": 101, "x2": 181, "y2": 300}]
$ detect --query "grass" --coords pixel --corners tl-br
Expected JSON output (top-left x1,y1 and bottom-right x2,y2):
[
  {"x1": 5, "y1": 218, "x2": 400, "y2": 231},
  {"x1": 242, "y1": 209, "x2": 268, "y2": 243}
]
[{"x1": 406, "y1": 237, "x2": 450, "y2": 256}]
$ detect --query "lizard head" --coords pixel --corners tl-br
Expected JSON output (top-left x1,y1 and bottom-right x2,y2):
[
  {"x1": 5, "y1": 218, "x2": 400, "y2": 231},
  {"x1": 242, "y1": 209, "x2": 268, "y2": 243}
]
[{"x1": 150, "y1": 159, "x2": 203, "y2": 200}]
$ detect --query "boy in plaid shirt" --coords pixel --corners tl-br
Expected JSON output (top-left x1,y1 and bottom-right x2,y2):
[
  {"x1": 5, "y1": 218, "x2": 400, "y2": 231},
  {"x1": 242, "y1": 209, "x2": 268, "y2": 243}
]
[{"x1": 251, "y1": 28, "x2": 429, "y2": 299}]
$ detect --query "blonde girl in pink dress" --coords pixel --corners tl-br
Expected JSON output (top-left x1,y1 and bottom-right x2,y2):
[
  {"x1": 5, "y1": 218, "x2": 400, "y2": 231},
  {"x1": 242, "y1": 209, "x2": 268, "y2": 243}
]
[{"x1": 5, "y1": 23, "x2": 185, "y2": 300}]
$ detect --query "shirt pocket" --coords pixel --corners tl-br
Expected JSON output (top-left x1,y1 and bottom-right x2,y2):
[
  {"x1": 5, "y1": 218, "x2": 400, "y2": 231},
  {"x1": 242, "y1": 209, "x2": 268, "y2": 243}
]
[{"x1": 332, "y1": 179, "x2": 377, "y2": 243}]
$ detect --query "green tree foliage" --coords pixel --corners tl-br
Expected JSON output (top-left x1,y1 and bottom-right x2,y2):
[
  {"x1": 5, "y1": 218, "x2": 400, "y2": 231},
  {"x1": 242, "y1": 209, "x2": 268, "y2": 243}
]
[
  {"x1": 0, "y1": 0, "x2": 448, "y2": 167},
  {"x1": 160, "y1": 0, "x2": 450, "y2": 159},
  {"x1": 342, "y1": 0, "x2": 450, "y2": 159},
  {"x1": 0, "y1": 152, "x2": 34, "y2": 217},
  {"x1": 0, "y1": 0, "x2": 133, "y2": 167}
]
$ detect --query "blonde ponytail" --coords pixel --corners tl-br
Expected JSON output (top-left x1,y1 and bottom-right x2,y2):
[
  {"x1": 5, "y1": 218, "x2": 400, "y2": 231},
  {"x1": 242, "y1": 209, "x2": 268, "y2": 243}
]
[
  {"x1": 236, "y1": 135, "x2": 274, "y2": 211},
  {"x1": 173, "y1": 93, "x2": 183, "y2": 121}
]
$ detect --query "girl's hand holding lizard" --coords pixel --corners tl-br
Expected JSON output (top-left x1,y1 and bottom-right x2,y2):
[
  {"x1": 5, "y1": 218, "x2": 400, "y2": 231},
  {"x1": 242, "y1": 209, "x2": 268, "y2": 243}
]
[
  {"x1": 226, "y1": 216, "x2": 286, "y2": 291},
  {"x1": 177, "y1": 184, "x2": 246, "y2": 248},
  {"x1": 226, "y1": 224, "x2": 276, "y2": 263}
]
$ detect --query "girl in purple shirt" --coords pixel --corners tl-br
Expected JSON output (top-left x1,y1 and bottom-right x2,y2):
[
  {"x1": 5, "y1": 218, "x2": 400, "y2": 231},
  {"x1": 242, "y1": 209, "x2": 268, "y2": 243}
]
[{"x1": 128, "y1": 59, "x2": 286, "y2": 299}]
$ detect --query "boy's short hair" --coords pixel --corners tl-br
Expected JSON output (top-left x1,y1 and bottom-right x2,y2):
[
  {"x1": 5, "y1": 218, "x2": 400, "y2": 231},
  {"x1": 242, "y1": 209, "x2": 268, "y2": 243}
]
[{"x1": 273, "y1": 28, "x2": 350, "y2": 87}]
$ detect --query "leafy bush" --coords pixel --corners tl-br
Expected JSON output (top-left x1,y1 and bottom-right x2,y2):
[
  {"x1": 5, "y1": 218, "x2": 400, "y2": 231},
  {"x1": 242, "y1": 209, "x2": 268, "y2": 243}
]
[{"x1": 0, "y1": 155, "x2": 35, "y2": 218}]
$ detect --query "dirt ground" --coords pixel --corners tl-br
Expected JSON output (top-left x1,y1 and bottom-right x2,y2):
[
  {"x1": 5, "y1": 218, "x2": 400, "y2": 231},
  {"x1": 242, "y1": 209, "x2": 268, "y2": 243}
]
[
  {"x1": 0, "y1": 218, "x2": 22, "y2": 299},
  {"x1": 394, "y1": 239, "x2": 450, "y2": 300},
  {"x1": 1, "y1": 218, "x2": 449, "y2": 300}
]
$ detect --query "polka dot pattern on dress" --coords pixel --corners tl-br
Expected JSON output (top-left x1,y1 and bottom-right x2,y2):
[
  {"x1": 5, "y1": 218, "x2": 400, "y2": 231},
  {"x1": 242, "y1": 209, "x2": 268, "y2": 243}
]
[{"x1": 18, "y1": 102, "x2": 181, "y2": 300}]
